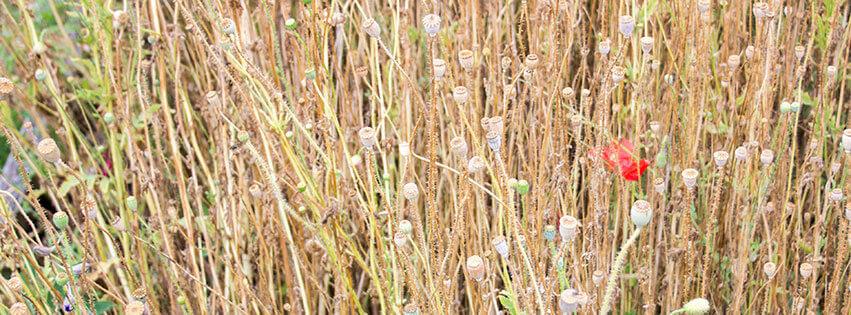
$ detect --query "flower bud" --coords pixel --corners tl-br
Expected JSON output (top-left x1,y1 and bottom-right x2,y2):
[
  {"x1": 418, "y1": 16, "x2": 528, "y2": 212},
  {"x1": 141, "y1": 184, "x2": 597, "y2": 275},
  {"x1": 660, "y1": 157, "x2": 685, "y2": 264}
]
[
  {"x1": 52, "y1": 211, "x2": 69, "y2": 230},
  {"x1": 466, "y1": 255, "x2": 486, "y2": 281},
  {"x1": 37, "y1": 138, "x2": 62, "y2": 164},
  {"x1": 402, "y1": 183, "x2": 419, "y2": 201},
  {"x1": 630, "y1": 200, "x2": 652, "y2": 227},
  {"x1": 421, "y1": 14, "x2": 441, "y2": 37}
]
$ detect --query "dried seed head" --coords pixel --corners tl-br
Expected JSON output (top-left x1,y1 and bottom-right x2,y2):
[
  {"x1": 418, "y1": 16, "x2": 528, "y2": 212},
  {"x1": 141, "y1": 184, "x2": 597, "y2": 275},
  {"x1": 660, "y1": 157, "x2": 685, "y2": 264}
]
[
  {"x1": 681, "y1": 298, "x2": 711, "y2": 314},
  {"x1": 9, "y1": 302, "x2": 28, "y2": 315},
  {"x1": 399, "y1": 141, "x2": 411, "y2": 157},
  {"x1": 466, "y1": 255, "x2": 486, "y2": 281},
  {"x1": 458, "y1": 50, "x2": 475, "y2": 71},
  {"x1": 37, "y1": 138, "x2": 62, "y2": 164},
  {"x1": 0, "y1": 77, "x2": 13, "y2": 94},
  {"x1": 829, "y1": 188, "x2": 843, "y2": 202},
  {"x1": 733, "y1": 146, "x2": 749, "y2": 163},
  {"x1": 630, "y1": 200, "x2": 652, "y2": 227},
  {"x1": 611, "y1": 66, "x2": 626, "y2": 83},
  {"x1": 221, "y1": 18, "x2": 236, "y2": 35},
  {"x1": 125, "y1": 301, "x2": 147, "y2": 315},
  {"x1": 653, "y1": 177, "x2": 666, "y2": 193},
  {"x1": 403, "y1": 303, "x2": 419, "y2": 315},
  {"x1": 525, "y1": 54, "x2": 540, "y2": 69},
  {"x1": 248, "y1": 184, "x2": 264, "y2": 198},
  {"x1": 826, "y1": 65, "x2": 837, "y2": 78},
  {"x1": 486, "y1": 131, "x2": 502, "y2": 152},
  {"x1": 618, "y1": 15, "x2": 635, "y2": 37},
  {"x1": 487, "y1": 116, "x2": 504, "y2": 134},
  {"x1": 794, "y1": 45, "x2": 806, "y2": 60},
  {"x1": 799, "y1": 262, "x2": 813, "y2": 278},
  {"x1": 727, "y1": 55, "x2": 741, "y2": 68},
  {"x1": 598, "y1": 38, "x2": 612, "y2": 55},
  {"x1": 362, "y1": 18, "x2": 381, "y2": 38},
  {"x1": 759, "y1": 149, "x2": 774, "y2": 165},
  {"x1": 649, "y1": 121, "x2": 661, "y2": 133},
  {"x1": 559, "y1": 215, "x2": 580, "y2": 242},
  {"x1": 745, "y1": 45, "x2": 755, "y2": 60},
  {"x1": 763, "y1": 262, "x2": 777, "y2": 278},
  {"x1": 559, "y1": 289, "x2": 581, "y2": 314},
  {"x1": 846, "y1": 207, "x2": 851, "y2": 221},
  {"x1": 561, "y1": 87, "x2": 575, "y2": 98},
  {"x1": 681, "y1": 168, "x2": 699, "y2": 189},
  {"x1": 7, "y1": 275, "x2": 23, "y2": 292},
  {"x1": 394, "y1": 232, "x2": 408, "y2": 248},
  {"x1": 402, "y1": 183, "x2": 419, "y2": 201},
  {"x1": 697, "y1": 0, "x2": 711, "y2": 13},
  {"x1": 112, "y1": 10, "x2": 130, "y2": 28},
  {"x1": 492, "y1": 236, "x2": 510, "y2": 258},
  {"x1": 467, "y1": 156, "x2": 486, "y2": 173},
  {"x1": 841, "y1": 129, "x2": 851, "y2": 152},
  {"x1": 450, "y1": 136, "x2": 468, "y2": 157},
  {"x1": 753, "y1": 2, "x2": 769, "y2": 18},
  {"x1": 452, "y1": 86, "x2": 469, "y2": 104},
  {"x1": 430, "y1": 58, "x2": 447, "y2": 79},
  {"x1": 592, "y1": 270, "x2": 605, "y2": 285},
  {"x1": 501, "y1": 56, "x2": 512, "y2": 70},
  {"x1": 358, "y1": 127, "x2": 377, "y2": 148},
  {"x1": 713, "y1": 150, "x2": 730, "y2": 168},
  {"x1": 421, "y1": 14, "x2": 441, "y2": 37},
  {"x1": 640, "y1": 36, "x2": 654, "y2": 54},
  {"x1": 330, "y1": 12, "x2": 345, "y2": 25},
  {"x1": 32, "y1": 245, "x2": 56, "y2": 256},
  {"x1": 399, "y1": 220, "x2": 413, "y2": 235}
]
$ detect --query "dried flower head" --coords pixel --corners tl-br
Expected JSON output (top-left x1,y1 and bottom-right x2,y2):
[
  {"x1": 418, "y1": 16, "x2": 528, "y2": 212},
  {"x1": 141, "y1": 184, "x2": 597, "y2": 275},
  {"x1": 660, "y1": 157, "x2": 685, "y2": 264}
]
[
  {"x1": 829, "y1": 188, "x2": 843, "y2": 202},
  {"x1": 452, "y1": 86, "x2": 469, "y2": 104},
  {"x1": 125, "y1": 301, "x2": 148, "y2": 315},
  {"x1": 763, "y1": 262, "x2": 777, "y2": 278},
  {"x1": 640, "y1": 36, "x2": 654, "y2": 54},
  {"x1": 559, "y1": 215, "x2": 580, "y2": 242},
  {"x1": 561, "y1": 87, "x2": 574, "y2": 98},
  {"x1": 525, "y1": 54, "x2": 539, "y2": 69},
  {"x1": 399, "y1": 142, "x2": 411, "y2": 157},
  {"x1": 221, "y1": 18, "x2": 236, "y2": 35},
  {"x1": 841, "y1": 129, "x2": 851, "y2": 152},
  {"x1": 794, "y1": 45, "x2": 805, "y2": 60},
  {"x1": 402, "y1": 183, "x2": 419, "y2": 201},
  {"x1": 467, "y1": 156, "x2": 486, "y2": 173},
  {"x1": 492, "y1": 236, "x2": 510, "y2": 258},
  {"x1": 618, "y1": 15, "x2": 635, "y2": 37},
  {"x1": 653, "y1": 177, "x2": 666, "y2": 193},
  {"x1": 431, "y1": 58, "x2": 447, "y2": 78},
  {"x1": 680, "y1": 298, "x2": 711, "y2": 314},
  {"x1": 9, "y1": 302, "x2": 28, "y2": 315},
  {"x1": 362, "y1": 18, "x2": 381, "y2": 38},
  {"x1": 713, "y1": 150, "x2": 729, "y2": 168},
  {"x1": 466, "y1": 255, "x2": 486, "y2": 281},
  {"x1": 611, "y1": 66, "x2": 626, "y2": 83},
  {"x1": 358, "y1": 127, "x2": 377, "y2": 148},
  {"x1": 598, "y1": 38, "x2": 612, "y2": 55},
  {"x1": 681, "y1": 168, "x2": 699, "y2": 188},
  {"x1": 458, "y1": 50, "x2": 475, "y2": 71},
  {"x1": 727, "y1": 55, "x2": 741, "y2": 68},
  {"x1": 450, "y1": 136, "x2": 468, "y2": 157},
  {"x1": 7, "y1": 275, "x2": 23, "y2": 292},
  {"x1": 0, "y1": 77, "x2": 13, "y2": 94},
  {"x1": 38, "y1": 138, "x2": 62, "y2": 164},
  {"x1": 745, "y1": 45, "x2": 755, "y2": 60},
  {"x1": 799, "y1": 262, "x2": 813, "y2": 278},
  {"x1": 759, "y1": 149, "x2": 774, "y2": 165},
  {"x1": 421, "y1": 14, "x2": 441, "y2": 37},
  {"x1": 592, "y1": 270, "x2": 605, "y2": 285},
  {"x1": 734, "y1": 145, "x2": 749, "y2": 161},
  {"x1": 697, "y1": 0, "x2": 711, "y2": 13},
  {"x1": 394, "y1": 232, "x2": 408, "y2": 248}
]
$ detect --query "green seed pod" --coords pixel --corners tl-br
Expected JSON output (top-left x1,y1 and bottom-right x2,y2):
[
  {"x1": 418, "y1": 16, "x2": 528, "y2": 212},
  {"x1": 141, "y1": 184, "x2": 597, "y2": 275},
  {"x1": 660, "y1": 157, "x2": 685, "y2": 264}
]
[
  {"x1": 238, "y1": 131, "x2": 250, "y2": 142},
  {"x1": 285, "y1": 18, "x2": 298, "y2": 30},
  {"x1": 103, "y1": 112, "x2": 115, "y2": 124},
  {"x1": 52, "y1": 211, "x2": 69, "y2": 229},
  {"x1": 126, "y1": 196, "x2": 138, "y2": 211},
  {"x1": 655, "y1": 150, "x2": 667, "y2": 168},
  {"x1": 513, "y1": 179, "x2": 530, "y2": 195}
]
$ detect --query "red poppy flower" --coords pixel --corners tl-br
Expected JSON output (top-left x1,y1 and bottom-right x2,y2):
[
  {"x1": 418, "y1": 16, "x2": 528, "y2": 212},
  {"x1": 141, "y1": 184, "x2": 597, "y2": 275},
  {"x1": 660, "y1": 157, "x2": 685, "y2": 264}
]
[{"x1": 593, "y1": 139, "x2": 649, "y2": 181}]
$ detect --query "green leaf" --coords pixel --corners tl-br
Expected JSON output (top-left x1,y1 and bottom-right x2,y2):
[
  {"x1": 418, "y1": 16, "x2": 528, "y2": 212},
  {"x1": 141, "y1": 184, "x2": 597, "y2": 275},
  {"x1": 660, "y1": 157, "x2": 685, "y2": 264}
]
[
  {"x1": 94, "y1": 300, "x2": 116, "y2": 314},
  {"x1": 498, "y1": 290, "x2": 519, "y2": 315}
]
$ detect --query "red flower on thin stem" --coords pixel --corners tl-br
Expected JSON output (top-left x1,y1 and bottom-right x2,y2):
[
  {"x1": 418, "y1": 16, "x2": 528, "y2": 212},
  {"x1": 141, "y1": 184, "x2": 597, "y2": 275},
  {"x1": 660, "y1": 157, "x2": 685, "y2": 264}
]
[{"x1": 593, "y1": 139, "x2": 649, "y2": 181}]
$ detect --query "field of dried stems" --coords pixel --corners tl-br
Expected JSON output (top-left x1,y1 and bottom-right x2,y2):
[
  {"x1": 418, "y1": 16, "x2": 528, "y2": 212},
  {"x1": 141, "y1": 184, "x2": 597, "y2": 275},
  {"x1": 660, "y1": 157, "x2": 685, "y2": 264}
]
[{"x1": 0, "y1": 0, "x2": 850, "y2": 314}]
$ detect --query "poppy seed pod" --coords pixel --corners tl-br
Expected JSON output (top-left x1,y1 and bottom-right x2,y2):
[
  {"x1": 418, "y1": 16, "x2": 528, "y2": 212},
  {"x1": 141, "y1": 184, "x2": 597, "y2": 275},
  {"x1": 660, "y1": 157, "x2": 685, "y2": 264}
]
[
  {"x1": 487, "y1": 116, "x2": 504, "y2": 134},
  {"x1": 394, "y1": 232, "x2": 408, "y2": 248},
  {"x1": 559, "y1": 215, "x2": 580, "y2": 242},
  {"x1": 713, "y1": 150, "x2": 730, "y2": 168},
  {"x1": 640, "y1": 36, "x2": 654, "y2": 54},
  {"x1": 794, "y1": 45, "x2": 805, "y2": 60},
  {"x1": 592, "y1": 270, "x2": 605, "y2": 285},
  {"x1": 492, "y1": 236, "x2": 510, "y2": 259},
  {"x1": 759, "y1": 149, "x2": 774, "y2": 165},
  {"x1": 458, "y1": 50, "x2": 474, "y2": 71},
  {"x1": 125, "y1": 301, "x2": 147, "y2": 315},
  {"x1": 399, "y1": 141, "x2": 411, "y2": 157},
  {"x1": 734, "y1": 146, "x2": 749, "y2": 161},
  {"x1": 611, "y1": 66, "x2": 626, "y2": 83},
  {"x1": 221, "y1": 18, "x2": 236, "y2": 35},
  {"x1": 402, "y1": 183, "x2": 419, "y2": 201},
  {"x1": 362, "y1": 18, "x2": 381, "y2": 38},
  {"x1": 827, "y1": 66, "x2": 837, "y2": 78},
  {"x1": 829, "y1": 188, "x2": 843, "y2": 202},
  {"x1": 37, "y1": 138, "x2": 62, "y2": 164},
  {"x1": 845, "y1": 207, "x2": 851, "y2": 221},
  {"x1": 486, "y1": 131, "x2": 502, "y2": 152},
  {"x1": 53, "y1": 211, "x2": 69, "y2": 230},
  {"x1": 681, "y1": 298, "x2": 711, "y2": 314},
  {"x1": 399, "y1": 220, "x2": 413, "y2": 235},
  {"x1": 598, "y1": 38, "x2": 611, "y2": 55},
  {"x1": 9, "y1": 303, "x2": 28, "y2": 315},
  {"x1": 466, "y1": 255, "x2": 486, "y2": 281},
  {"x1": 649, "y1": 121, "x2": 661, "y2": 133},
  {"x1": 450, "y1": 136, "x2": 468, "y2": 157},
  {"x1": 630, "y1": 200, "x2": 652, "y2": 227},
  {"x1": 653, "y1": 177, "x2": 666, "y2": 193},
  {"x1": 330, "y1": 12, "x2": 345, "y2": 26},
  {"x1": 561, "y1": 87, "x2": 575, "y2": 98},
  {"x1": 618, "y1": 15, "x2": 635, "y2": 37},
  {"x1": 697, "y1": 0, "x2": 711, "y2": 13},
  {"x1": 745, "y1": 45, "x2": 755, "y2": 60},
  {"x1": 559, "y1": 289, "x2": 581, "y2": 314},
  {"x1": 7, "y1": 275, "x2": 23, "y2": 293},
  {"x1": 799, "y1": 262, "x2": 813, "y2": 278},
  {"x1": 753, "y1": 2, "x2": 768, "y2": 18},
  {"x1": 358, "y1": 127, "x2": 377, "y2": 148},
  {"x1": 0, "y1": 77, "x2": 13, "y2": 94},
  {"x1": 841, "y1": 129, "x2": 851, "y2": 152},
  {"x1": 681, "y1": 168, "x2": 699, "y2": 189},
  {"x1": 403, "y1": 303, "x2": 419, "y2": 315},
  {"x1": 763, "y1": 262, "x2": 777, "y2": 278},
  {"x1": 467, "y1": 156, "x2": 486, "y2": 173},
  {"x1": 432, "y1": 58, "x2": 447, "y2": 78},
  {"x1": 727, "y1": 55, "x2": 741, "y2": 68},
  {"x1": 543, "y1": 225, "x2": 557, "y2": 241},
  {"x1": 452, "y1": 86, "x2": 469, "y2": 104},
  {"x1": 421, "y1": 14, "x2": 441, "y2": 37},
  {"x1": 525, "y1": 54, "x2": 539, "y2": 69}
]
